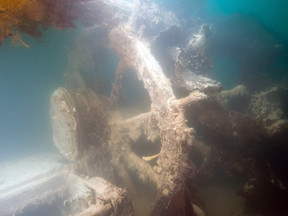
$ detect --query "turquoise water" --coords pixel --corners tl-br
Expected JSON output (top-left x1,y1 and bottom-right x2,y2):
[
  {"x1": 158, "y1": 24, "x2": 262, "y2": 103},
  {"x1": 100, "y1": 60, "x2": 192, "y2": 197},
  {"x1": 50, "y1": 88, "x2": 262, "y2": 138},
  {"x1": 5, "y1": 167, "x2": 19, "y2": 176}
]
[
  {"x1": 205, "y1": 0, "x2": 288, "y2": 38},
  {"x1": 0, "y1": 28, "x2": 78, "y2": 161},
  {"x1": 205, "y1": 0, "x2": 288, "y2": 89},
  {"x1": 158, "y1": 0, "x2": 288, "y2": 38},
  {"x1": 154, "y1": 0, "x2": 288, "y2": 89}
]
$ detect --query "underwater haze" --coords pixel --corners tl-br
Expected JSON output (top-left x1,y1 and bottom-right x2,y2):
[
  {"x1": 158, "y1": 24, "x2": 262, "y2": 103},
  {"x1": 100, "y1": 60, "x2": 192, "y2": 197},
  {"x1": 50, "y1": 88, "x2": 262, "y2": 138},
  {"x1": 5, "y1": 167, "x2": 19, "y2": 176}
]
[
  {"x1": 2, "y1": 0, "x2": 287, "y2": 161},
  {"x1": 1, "y1": 0, "x2": 288, "y2": 215},
  {"x1": 0, "y1": 28, "x2": 80, "y2": 162}
]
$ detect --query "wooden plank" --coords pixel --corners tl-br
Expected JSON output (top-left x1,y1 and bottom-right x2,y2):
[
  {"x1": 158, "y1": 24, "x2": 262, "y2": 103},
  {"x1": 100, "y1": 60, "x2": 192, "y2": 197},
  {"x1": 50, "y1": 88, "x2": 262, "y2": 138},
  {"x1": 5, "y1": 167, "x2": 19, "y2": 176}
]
[
  {"x1": 0, "y1": 154, "x2": 70, "y2": 216},
  {"x1": 0, "y1": 169, "x2": 69, "y2": 216}
]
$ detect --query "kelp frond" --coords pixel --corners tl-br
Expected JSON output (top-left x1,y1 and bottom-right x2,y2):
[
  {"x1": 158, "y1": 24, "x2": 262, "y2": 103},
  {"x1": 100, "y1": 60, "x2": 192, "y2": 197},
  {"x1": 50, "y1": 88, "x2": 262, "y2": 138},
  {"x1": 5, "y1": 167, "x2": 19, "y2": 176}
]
[
  {"x1": 0, "y1": 0, "x2": 89, "y2": 47},
  {"x1": 11, "y1": 32, "x2": 29, "y2": 47}
]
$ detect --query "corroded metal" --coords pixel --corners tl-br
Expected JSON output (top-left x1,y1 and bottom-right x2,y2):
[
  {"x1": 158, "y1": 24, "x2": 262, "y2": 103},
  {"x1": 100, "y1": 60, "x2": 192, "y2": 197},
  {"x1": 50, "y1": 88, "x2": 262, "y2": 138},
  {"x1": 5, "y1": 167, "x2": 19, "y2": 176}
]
[
  {"x1": 50, "y1": 88, "x2": 80, "y2": 162},
  {"x1": 50, "y1": 88, "x2": 109, "y2": 162}
]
